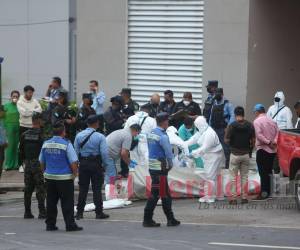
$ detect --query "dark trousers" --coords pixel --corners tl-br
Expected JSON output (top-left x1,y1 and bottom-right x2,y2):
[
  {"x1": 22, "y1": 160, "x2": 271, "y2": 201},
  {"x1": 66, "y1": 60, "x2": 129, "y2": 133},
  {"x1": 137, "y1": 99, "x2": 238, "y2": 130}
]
[
  {"x1": 215, "y1": 128, "x2": 230, "y2": 168},
  {"x1": 45, "y1": 179, "x2": 76, "y2": 229},
  {"x1": 77, "y1": 160, "x2": 104, "y2": 215},
  {"x1": 256, "y1": 149, "x2": 276, "y2": 197},
  {"x1": 0, "y1": 146, "x2": 4, "y2": 179},
  {"x1": 144, "y1": 171, "x2": 174, "y2": 222},
  {"x1": 120, "y1": 159, "x2": 129, "y2": 177},
  {"x1": 97, "y1": 115, "x2": 104, "y2": 134}
]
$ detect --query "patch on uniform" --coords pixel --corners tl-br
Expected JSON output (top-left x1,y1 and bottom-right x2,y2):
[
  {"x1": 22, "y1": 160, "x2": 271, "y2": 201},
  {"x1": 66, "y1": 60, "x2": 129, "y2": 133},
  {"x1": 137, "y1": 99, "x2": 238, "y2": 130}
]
[{"x1": 147, "y1": 133, "x2": 160, "y2": 142}]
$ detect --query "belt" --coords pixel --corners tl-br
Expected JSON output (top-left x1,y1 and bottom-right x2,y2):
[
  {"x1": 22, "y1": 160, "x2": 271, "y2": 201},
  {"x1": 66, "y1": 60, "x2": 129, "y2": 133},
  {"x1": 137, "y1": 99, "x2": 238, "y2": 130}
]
[{"x1": 79, "y1": 155, "x2": 101, "y2": 161}]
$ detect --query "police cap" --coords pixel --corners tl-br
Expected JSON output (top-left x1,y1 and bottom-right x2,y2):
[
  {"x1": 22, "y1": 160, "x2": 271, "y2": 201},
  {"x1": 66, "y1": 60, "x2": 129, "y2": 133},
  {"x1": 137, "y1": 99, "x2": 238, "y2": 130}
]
[
  {"x1": 82, "y1": 93, "x2": 92, "y2": 100},
  {"x1": 156, "y1": 112, "x2": 169, "y2": 124},
  {"x1": 206, "y1": 80, "x2": 218, "y2": 88},
  {"x1": 110, "y1": 95, "x2": 123, "y2": 106},
  {"x1": 130, "y1": 123, "x2": 141, "y2": 132},
  {"x1": 87, "y1": 114, "x2": 99, "y2": 125},
  {"x1": 121, "y1": 88, "x2": 131, "y2": 96}
]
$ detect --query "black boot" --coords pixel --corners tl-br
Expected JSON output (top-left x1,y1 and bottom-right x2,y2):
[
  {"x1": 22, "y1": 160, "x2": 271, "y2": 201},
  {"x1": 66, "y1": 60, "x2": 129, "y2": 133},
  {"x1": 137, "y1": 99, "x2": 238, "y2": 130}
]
[
  {"x1": 66, "y1": 224, "x2": 83, "y2": 232},
  {"x1": 143, "y1": 220, "x2": 161, "y2": 227},
  {"x1": 167, "y1": 218, "x2": 180, "y2": 227},
  {"x1": 96, "y1": 212, "x2": 110, "y2": 219},
  {"x1": 24, "y1": 210, "x2": 34, "y2": 219},
  {"x1": 38, "y1": 206, "x2": 46, "y2": 219},
  {"x1": 46, "y1": 225, "x2": 59, "y2": 231},
  {"x1": 75, "y1": 212, "x2": 83, "y2": 220}
]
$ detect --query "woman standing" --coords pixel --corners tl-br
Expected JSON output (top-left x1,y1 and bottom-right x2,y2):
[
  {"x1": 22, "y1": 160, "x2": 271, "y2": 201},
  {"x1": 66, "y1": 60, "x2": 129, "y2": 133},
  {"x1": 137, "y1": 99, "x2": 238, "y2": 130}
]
[{"x1": 3, "y1": 91, "x2": 20, "y2": 170}]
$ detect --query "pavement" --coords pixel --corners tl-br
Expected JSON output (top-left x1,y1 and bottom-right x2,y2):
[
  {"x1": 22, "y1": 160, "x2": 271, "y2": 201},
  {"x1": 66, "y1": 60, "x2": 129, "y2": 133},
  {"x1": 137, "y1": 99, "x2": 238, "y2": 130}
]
[{"x1": 0, "y1": 170, "x2": 24, "y2": 191}]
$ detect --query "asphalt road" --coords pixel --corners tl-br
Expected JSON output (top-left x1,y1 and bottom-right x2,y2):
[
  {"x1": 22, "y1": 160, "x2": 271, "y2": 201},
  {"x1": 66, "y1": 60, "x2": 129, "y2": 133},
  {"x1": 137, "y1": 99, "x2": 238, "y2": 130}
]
[{"x1": 0, "y1": 193, "x2": 300, "y2": 250}]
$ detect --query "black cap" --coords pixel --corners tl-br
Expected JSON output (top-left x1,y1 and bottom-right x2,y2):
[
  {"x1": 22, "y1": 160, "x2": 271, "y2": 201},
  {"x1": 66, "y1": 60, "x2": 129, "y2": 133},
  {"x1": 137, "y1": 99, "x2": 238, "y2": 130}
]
[
  {"x1": 164, "y1": 90, "x2": 174, "y2": 97},
  {"x1": 87, "y1": 115, "x2": 99, "y2": 125},
  {"x1": 82, "y1": 93, "x2": 92, "y2": 100},
  {"x1": 121, "y1": 88, "x2": 132, "y2": 96},
  {"x1": 215, "y1": 88, "x2": 224, "y2": 95},
  {"x1": 206, "y1": 80, "x2": 218, "y2": 88},
  {"x1": 156, "y1": 112, "x2": 169, "y2": 124},
  {"x1": 110, "y1": 95, "x2": 123, "y2": 106},
  {"x1": 130, "y1": 123, "x2": 142, "y2": 131}
]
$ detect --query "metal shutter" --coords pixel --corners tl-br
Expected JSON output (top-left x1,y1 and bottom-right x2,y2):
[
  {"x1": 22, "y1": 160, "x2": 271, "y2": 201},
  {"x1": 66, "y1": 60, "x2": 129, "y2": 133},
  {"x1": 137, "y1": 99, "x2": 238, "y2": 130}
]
[{"x1": 127, "y1": 0, "x2": 204, "y2": 105}]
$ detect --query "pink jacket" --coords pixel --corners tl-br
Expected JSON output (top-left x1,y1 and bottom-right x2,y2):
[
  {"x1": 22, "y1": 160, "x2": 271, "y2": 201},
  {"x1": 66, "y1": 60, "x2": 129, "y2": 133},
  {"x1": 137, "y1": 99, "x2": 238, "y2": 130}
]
[{"x1": 254, "y1": 114, "x2": 279, "y2": 154}]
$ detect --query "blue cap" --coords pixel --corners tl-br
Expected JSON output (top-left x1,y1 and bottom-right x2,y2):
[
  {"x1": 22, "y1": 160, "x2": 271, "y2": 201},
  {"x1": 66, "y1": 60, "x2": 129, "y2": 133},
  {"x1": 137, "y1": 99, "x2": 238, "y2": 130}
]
[{"x1": 253, "y1": 104, "x2": 265, "y2": 112}]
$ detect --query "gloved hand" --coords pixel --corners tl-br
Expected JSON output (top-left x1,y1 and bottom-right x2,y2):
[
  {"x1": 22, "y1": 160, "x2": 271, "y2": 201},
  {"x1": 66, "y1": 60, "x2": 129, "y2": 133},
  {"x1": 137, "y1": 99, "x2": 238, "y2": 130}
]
[{"x1": 128, "y1": 160, "x2": 138, "y2": 169}]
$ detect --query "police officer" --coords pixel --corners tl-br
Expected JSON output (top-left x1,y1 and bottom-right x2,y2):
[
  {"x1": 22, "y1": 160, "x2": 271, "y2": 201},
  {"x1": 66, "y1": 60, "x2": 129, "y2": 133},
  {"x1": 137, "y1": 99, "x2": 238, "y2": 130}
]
[
  {"x1": 77, "y1": 93, "x2": 96, "y2": 132},
  {"x1": 142, "y1": 94, "x2": 161, "y2": 118},
  {"x1": 103, "y1": 95, "x2": 124, "y2": 135},
  {"x1": 39, "y1": 122, "x2": 82, "y2": 232},
  {"x1": 143, "y1": 112, "x2": 180, "y2": 227},
  {"x1": 172, "y1": 92, "x2": 202, "y2": 128},
  {"x1": 74, "y1": 115, "x2": 110, "y2": 220},
  {"x1": 120, "y1": 88, "x2": 139, "y2": 119},
  {"x1": 19, "y1": 112, "x2": 46, "y2": 219},
  {"x1": 203, "y1": 80, "x2": 218, "y2": 122}
]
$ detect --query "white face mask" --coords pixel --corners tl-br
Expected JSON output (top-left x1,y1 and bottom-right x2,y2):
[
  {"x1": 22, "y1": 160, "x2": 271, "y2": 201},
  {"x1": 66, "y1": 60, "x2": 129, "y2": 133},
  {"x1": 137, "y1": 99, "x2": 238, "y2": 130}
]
[
  {"x1": 183, "y1": 100, "x2": 190, "y2": 106},
  {"x1": 12, "y1": 98, "x2": 18, "y2": 103}
]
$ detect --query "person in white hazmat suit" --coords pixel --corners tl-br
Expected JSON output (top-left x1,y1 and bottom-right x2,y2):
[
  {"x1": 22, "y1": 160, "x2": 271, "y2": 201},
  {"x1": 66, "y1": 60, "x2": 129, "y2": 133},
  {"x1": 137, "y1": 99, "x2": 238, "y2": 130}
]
[
  {"x1": 267, "y1": 91, "x2": 293, "y2": 194},
  {"x1": 166, "y1": 126, "x2": 190, "y2": 157},
  {"x1": 186, "y1": 116, "x2": 224, "y2": 203}
]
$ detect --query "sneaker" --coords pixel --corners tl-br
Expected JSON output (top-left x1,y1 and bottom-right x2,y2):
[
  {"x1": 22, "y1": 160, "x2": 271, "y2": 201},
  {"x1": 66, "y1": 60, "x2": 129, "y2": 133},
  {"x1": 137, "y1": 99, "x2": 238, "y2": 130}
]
[
  {"x1": 24, "y1": 212, "x2": 34, "y2": 219},
  {"x1": 241, "y1": 199, "x2": 249, "y2": 204},
  {"x1": 199, "y1": 197, "x2": 215, "y2": 203},
  {"x1": 143, "y1": 220, "x2": 161, "y2": 227},
  {"x1": 167, "y1": 218, "x2": 181, "y2": 227},
  {"x1": 75, "y1": 212, "x2": 83, "y2": 220},
  {"x1": 19, "y1": 166, "x2": 24, "y2": 173},
  {"x1": 66, "y1": 226, "x2": 83, "y2": 232},
  {"x1": 157, "y1": 199, "x2": 162, "y2": 206},
  {"x1": 229, "y1": 200, "x2": 238, "y2": 205},
  {"x1": 96, "y1": 213, "x2": 110, "y2": 219},
  {"x1": 46, "y1": 225, "x2": 58, "y2": 231}
]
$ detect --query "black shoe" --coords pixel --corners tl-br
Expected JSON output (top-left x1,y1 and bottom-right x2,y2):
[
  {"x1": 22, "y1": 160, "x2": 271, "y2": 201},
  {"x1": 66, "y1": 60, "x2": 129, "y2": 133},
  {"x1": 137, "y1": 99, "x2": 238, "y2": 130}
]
[
  {"x1": 143, "y1": 220, "x2": 161, "y2": 227},
  {"x1": 96, "y1": 213, "x2": 110, "y2": 219},
  {"x1": 66, "y1": 226, "x2": 83, "y2": 232},
  {"x1": 241, "y1": 199, "x2": 249, "y2": 204},
  {"x1": 46, "y1": 225, "x2": 58, "y2": 231},
  {"x1": 229, "y1": 200, "x2": 238, "y2": 205},
  {"x1": 167, "y1": 219, "x2": 181, "y2": 227},
  {"x1": 252, "y1": 195, "x2": 270, "y2": 201},
  {"x1": 24, "y1": 212, "x2": 34, "y2": 219},
  {"x1": 76, "y1": 212, "x2": 83, "y2": 220}
]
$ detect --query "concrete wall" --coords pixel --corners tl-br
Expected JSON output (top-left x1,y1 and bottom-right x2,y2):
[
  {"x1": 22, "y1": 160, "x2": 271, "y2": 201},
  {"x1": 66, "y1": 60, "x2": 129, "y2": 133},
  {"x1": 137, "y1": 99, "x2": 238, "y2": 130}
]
[
  {"x1": 0, "y1": 0, "x2": 70, "y2": 101},
  {"x1": 76, "y1": 0, "x2": 127, "y2": 105},
  {"x1": 247, "y1": 0, "x2": 300, "y2": 121},
  {"x1": 202, "y1": 0, "x2": 250, "y2": 108}
]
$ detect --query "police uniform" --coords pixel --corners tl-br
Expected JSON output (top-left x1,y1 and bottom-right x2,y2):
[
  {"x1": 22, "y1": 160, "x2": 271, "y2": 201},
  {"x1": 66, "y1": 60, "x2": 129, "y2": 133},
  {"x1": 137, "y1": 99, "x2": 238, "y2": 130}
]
[
  {"x1": 141, "y1": 102, "x2": 160, "y2": 118},
  {"x1": 122, "y1": 99, "x2": 139, "y2": 119},
  {"x1": 203, "y1": 80, "x2": 218, "y2": 122},
  {"x1": 77, "y1": 94, "x2": 96, "y2": 132},
  {"x1": 172, "y1": 101, "x2": 202, "y2": 128},
  {"x1": 74, "y1": 115, "x2": 110, "y2": 219},
  {"x1": 20, "y1": 127, "x2": 46, "y2": 219},
  {"x1": 143, "y1": 113, "x2": 180, "y2": 227},
  {"x1": 39, "y1": 133, "x2": 82, "y2": 231}
]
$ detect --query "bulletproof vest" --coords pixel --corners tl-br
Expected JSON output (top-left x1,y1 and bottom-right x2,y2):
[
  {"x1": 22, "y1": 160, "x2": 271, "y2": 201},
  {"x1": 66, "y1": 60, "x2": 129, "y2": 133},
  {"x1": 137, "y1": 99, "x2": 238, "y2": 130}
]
[
  {"x1": 77, "y1": 106, "x2": 96, "y2": 131},
  {"x1": 203, "y1": 98, "x2": 213, "y2": 122},
  {"x1": 210, "y1": 100, "x2": 228, "y2": 129},
  {"x1": 229, "y1": 121, "x2": 252, "y2": 150},
  {"x1": 23, "y1": 129, "x2": 43, "y2": 160}
]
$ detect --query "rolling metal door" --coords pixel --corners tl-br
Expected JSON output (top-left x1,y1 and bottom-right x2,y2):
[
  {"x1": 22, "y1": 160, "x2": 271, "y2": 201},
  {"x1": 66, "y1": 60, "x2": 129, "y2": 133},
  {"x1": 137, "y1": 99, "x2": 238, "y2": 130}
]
[{"x1": 127, "y1": 0, "x2": 204, "y2": 104}]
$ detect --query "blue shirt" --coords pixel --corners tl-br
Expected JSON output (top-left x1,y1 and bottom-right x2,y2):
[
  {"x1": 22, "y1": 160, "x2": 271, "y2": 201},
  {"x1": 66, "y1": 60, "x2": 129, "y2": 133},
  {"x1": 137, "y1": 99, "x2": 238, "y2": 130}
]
[
  {"x1": 209, "y1": 98, "x2": 235, "y2": 126},
  {"x1": 148, "y1": 127, "x2": 173, "y2": 168},
  {"x1": 91, "y1": 91, "x2": 105, "y2": 115},
  {"x1": 74, "y1": 128, "x2": 109, "y2": 167}
]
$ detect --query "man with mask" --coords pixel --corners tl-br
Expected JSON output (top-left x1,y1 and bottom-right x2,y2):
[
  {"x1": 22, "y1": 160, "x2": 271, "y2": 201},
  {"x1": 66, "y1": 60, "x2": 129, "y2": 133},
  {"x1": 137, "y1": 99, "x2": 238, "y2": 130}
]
[
  {"x1": 89, "y1": 80, "x2": 106, "y2": 133},
  {"x1": 103, "y1": 95, "x2": 124, "y2": 135},
  {"x1": 120, "y1": 88, "x2": 139, "y2": 120},
  {"x1": 143, "y1": 93, "x2": 161, "y2": 118},
  {"x1": 172, "y1": 92, "x2": 202, "y2": 129},
  {"x1": 76, "y1": 93, "x2": 96, "y2": 132},
  {"x1": 203, "y1": 80, "x2": 218, "y2": 122},
  {"x1": 294, "y1": 101, "x2": 300, "y2": 129},
  {"x1": 267, "y1": 91, "x2": 293, "y2": 130},
  {"x1": 209, "y1": 88, "x2": 235, "y2": 168}
]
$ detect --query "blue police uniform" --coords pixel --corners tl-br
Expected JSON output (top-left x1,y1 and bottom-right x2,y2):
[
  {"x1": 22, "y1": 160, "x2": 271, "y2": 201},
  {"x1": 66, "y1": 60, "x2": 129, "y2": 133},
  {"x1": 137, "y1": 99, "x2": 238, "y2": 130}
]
[
  {"x1": 74, "y1": 127, "x2": 109, "y2": 218},
  {"x1": 143, "y1": 126, "x2": 179, "y2": 226},
  {"x1": 39, "y1": 136, "x2": 79, "y2": 231}
]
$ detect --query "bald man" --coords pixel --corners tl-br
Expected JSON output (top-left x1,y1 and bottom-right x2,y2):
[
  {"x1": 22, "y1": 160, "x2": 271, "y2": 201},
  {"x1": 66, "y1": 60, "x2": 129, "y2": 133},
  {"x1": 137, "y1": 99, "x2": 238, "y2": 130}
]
[{"x1": 142, "y1": 93, "x2": 161, "y2": 118}]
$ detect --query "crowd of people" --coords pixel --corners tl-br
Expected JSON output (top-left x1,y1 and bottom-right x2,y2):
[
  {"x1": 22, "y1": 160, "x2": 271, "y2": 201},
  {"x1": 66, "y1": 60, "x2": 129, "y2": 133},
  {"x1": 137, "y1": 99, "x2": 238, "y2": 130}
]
[{"x1": 0, "y1": 76, "x2": 300, "y2": 231}]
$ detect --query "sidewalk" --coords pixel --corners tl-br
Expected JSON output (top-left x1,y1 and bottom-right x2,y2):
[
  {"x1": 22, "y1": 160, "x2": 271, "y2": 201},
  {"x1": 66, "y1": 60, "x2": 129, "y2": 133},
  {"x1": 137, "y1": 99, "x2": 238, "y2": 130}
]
[{"x1": 0, "y1": 170, "x2": 24, "y2": 191}]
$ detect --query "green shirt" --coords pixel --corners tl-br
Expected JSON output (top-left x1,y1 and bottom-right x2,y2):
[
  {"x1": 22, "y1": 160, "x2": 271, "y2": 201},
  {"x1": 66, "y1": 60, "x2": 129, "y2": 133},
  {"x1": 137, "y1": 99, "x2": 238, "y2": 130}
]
[{"x1": 4, "y1": 102, "x2": 19, "y2": 125}]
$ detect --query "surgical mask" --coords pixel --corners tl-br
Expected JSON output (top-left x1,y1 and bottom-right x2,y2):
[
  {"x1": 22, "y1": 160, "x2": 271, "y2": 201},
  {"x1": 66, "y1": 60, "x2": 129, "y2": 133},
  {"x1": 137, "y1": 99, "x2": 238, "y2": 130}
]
[
  {"x1": 187, "y1": 128, "x2": 193, "y2": 132},
  {"x1": 183, "y1": 100, "x2": 190, "y2": 106},
  {"x1": 215, "y1": 94, "x2": 222, "y2": 101},
  {"x1": 12, "y1": 98, "x2": 18, "y2": 103},
  {"x1": 274, "y1": 97, "x2": 281, "y2": 103},
  {"x1": 133, "y1": 135, "x2": 140, "y2": 141}
]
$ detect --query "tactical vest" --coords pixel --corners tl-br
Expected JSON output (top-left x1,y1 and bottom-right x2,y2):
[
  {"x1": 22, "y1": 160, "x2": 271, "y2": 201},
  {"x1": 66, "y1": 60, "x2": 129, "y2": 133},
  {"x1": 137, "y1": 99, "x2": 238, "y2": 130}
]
[
  {"x1": 210, "y1": 100, "x2": 228, "y2": 129},
  {"x1": 23, "y1": 129, "x2": 43, "y2": 160},
  {"x1": 42, "y1": 136, "x2": 73, "y2": 180}
]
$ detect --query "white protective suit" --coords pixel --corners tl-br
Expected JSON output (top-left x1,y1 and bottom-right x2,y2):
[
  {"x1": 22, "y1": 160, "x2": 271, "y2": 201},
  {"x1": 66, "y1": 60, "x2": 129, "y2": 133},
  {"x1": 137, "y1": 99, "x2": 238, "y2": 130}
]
[
  {"x1": 186, "y1": 116, "x2": 225, "y2": 203},
  {"x1": 267, "y1": 91, "x2": 293, "y2": 129},
  {"x1": 166, "y1": 126, "x2": 190, "y2": 156}
]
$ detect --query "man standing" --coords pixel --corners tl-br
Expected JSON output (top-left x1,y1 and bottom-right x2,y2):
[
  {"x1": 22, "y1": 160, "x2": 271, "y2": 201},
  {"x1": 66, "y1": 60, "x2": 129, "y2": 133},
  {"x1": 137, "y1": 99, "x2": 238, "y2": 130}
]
[
  {"x1": 17, "y1": 85, "x2": 42, "y2": 135},
  {"x1": 294, "y1": 101, "x2": 300, "y2": 128},
  {"x1": 142, "y1": 94, "x2": 161, "y2": 118},
  {"x1": 39, "y1": 122, "x2": 82, "y2": 232},
  {"x1": 159, "y1": 90, "x2": 177, "y2": 116},
  {"x1": 76, "y1": 93, "x2": 96, "y2": 132},
  {"x1": 46, "y1": 77, "x2": 66, "y2": 111},
  {"x1": 143, "y1": 113, "x2": 180, "y2": 227},
  {"x1": 253, "y1": 104, "x2": 279, "y2": 200},
  {"x1": 120, "y1": 88, "x2": 139, "y2": 120},
  {"x1": 20, "y1": 113, "x2": 46, "y2": 219},
  {"x1": 172, "y1": 92, "x2": 202, "y2": 129},
  {"x1": 209, "y1": 88, "x2": 235, "y2": 168},
  {"x1": 74, "y1": 115, "x2": 110, "y2": 220},
  {"x1": 103, "y1": 96, "x2": 124, "y2": 135},
  {"x1": 225, "y1": 107, "x2": 255, "y2": 204},
  {"x1": 203, "y1": 80, "x2": 218, "y2": 122},
  {"x1": 89, "y1": 80, "x2": 106, "y2": 133}
]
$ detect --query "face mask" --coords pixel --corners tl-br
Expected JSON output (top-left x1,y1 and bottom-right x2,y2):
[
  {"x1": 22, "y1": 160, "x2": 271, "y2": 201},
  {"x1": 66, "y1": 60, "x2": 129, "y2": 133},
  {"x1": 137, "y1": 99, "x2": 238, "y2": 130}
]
[
  {"x1": 183, "y1": 100, "x2": 190, "y2": 106},
  {"x1": 187, "y1": 128, "x2": 193, "y2": 132},
  {"x1": 274, "y1": 97, "x2": 281, "y2": 103},
  {"x1": 133, "y1": 135, "x2": 139, "y2": 141},
  {"x1": 215, "y1": 94, "x2": 222, "y2": 101},
  {"x1": 207, "y1": 87, "x2": 213, "y2": 94},
  {"x1": 12, "y1": 98, "x2": 18, "y2": 103}
]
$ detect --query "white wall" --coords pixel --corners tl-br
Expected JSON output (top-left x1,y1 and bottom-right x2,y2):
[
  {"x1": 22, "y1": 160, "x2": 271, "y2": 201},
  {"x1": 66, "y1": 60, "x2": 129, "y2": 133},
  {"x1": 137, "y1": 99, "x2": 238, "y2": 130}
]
[{"x1": 0, "y1": 0, "x2": 70, "y2": 102}]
